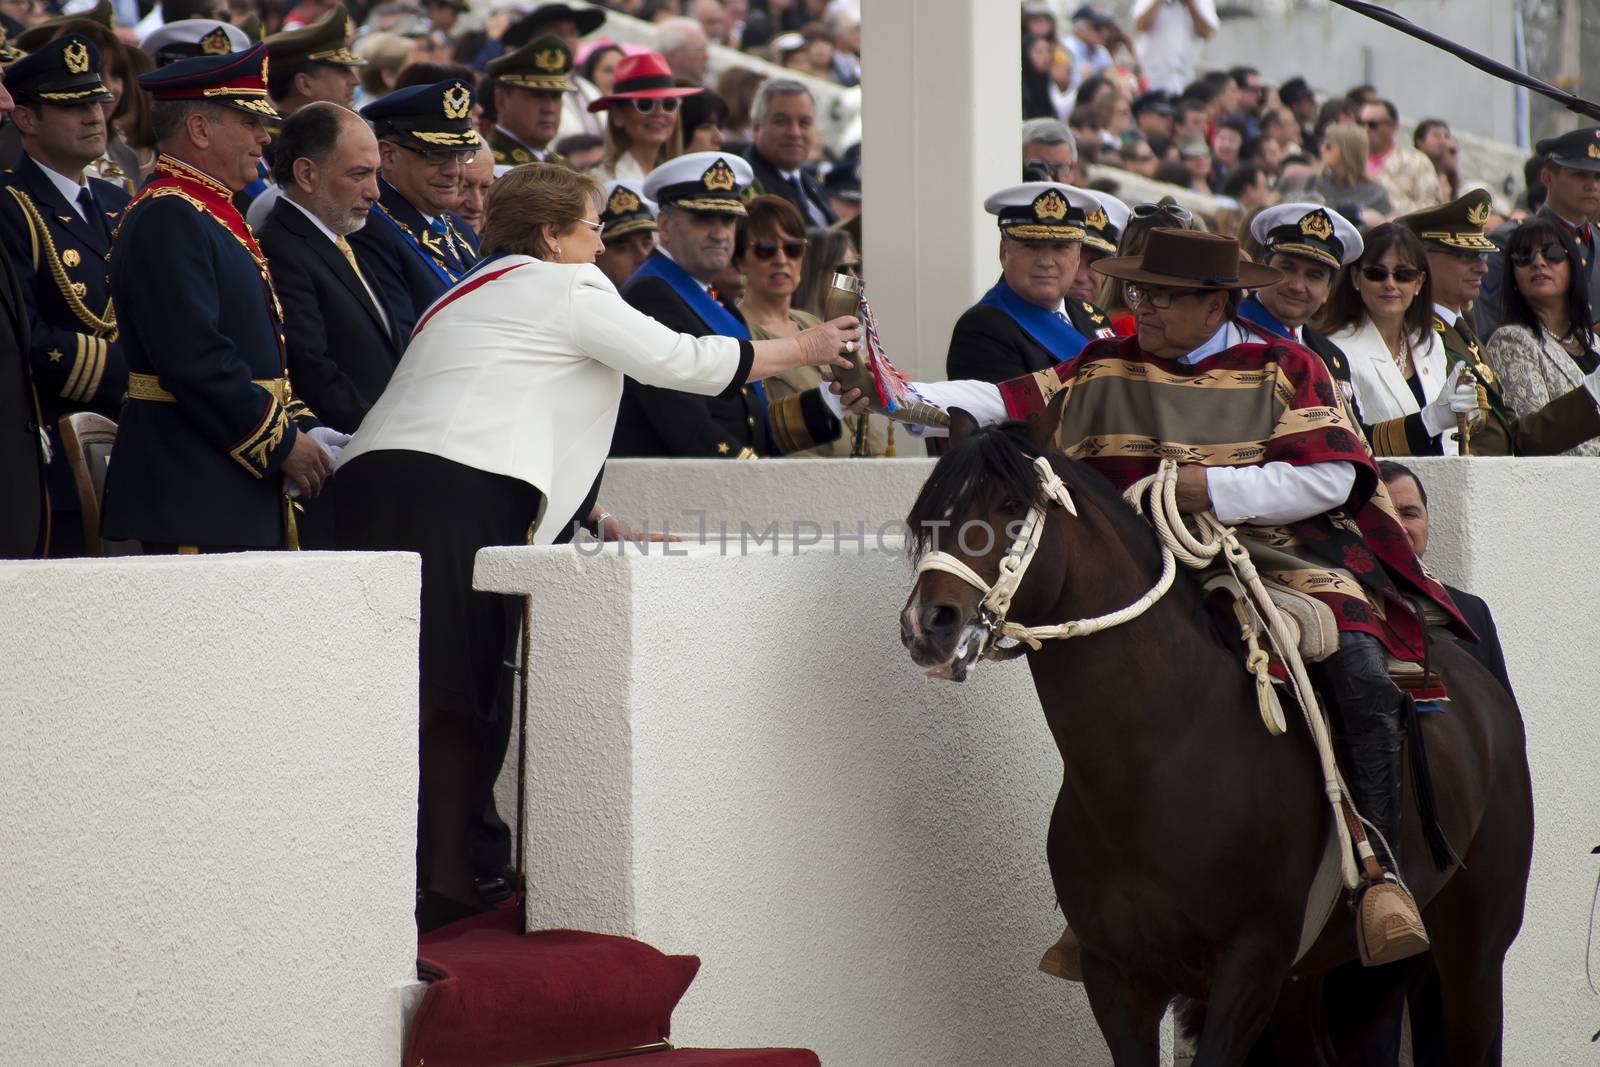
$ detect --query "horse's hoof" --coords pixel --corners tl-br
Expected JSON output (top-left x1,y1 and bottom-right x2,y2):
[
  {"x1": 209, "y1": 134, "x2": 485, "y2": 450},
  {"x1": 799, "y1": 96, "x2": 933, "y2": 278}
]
[
  {"x1": 1039, "y1": 925, "x2": 1085, "y2": 982},
  {"x1": 1355, "y1": 879, "x2": 1431, "y2": 966}
]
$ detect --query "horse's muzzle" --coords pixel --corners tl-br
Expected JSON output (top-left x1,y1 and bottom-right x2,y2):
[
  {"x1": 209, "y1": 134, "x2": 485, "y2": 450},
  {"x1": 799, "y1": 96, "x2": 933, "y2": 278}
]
[{"x1": 901, "y1": 598, "x2": 986, "y2": 682}]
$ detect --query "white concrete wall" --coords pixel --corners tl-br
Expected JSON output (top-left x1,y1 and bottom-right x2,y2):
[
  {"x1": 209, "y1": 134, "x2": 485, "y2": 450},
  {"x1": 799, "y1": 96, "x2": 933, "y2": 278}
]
[
  {"x1": 488, "y1": 456, "x2": 1600, "y2": 1063},
  {"x1": 0, "y1": 552, "x2": 423, "y2": 1067}
]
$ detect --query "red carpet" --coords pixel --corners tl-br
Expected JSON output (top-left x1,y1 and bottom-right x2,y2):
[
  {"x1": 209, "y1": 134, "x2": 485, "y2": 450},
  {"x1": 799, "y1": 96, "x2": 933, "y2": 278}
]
[{"x1": 405, "y1": 904, "x2": 819, "y2": 1067}]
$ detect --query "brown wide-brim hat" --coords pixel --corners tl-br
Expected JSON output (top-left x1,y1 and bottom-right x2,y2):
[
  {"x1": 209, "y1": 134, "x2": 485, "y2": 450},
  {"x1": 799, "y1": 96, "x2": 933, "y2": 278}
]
[{"x1": 1092, "y1": 227, "x2": 1282, "y2": 290}]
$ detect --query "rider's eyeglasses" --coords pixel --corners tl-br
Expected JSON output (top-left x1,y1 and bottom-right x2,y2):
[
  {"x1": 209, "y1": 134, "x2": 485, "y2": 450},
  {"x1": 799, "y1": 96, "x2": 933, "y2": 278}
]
[
  {"x1": 629, "y1": 97, "x2": 681, "y2": 114},
  {"x1": 750, "y1": 237, "x2": 807, "y2": 260},
  {"x1": 1125, "y1": 282, "x2": 1214, "y2": 309},
  {"x1": 398, "y1": 142, "x2": 475, "y2": 167},
  {"x1": 1359, "y1": 265, "x2": 1424, "y2": 284},
  {"x1": 1510, "y1": 241, "x2": 1568, "y2": 268}
]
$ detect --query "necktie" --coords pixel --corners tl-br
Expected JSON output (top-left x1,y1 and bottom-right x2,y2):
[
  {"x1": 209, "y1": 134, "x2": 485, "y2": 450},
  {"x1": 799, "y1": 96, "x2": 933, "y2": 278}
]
[
  {"x1": 790, "y1": 174, "x2": 827, "y2": 228},
  {"x1": 428, "y1": 217, "x2": 448, "y2": 237},
  {"x1": 75, "y1": 185, "x2": 95, "y2": 224},
  {"x1": 335, "y1": 235, "x2": 389, "y2": 333}
]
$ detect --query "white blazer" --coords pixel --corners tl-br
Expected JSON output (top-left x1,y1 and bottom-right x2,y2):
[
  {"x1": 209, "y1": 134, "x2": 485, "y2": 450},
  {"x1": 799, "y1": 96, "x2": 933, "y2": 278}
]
[
  {"x1": 340, "y1": 257, "x2": 745, "y2": 543},
  {"x1": 1327, "y1": 315, "x2": 1458, "y2": 449}
]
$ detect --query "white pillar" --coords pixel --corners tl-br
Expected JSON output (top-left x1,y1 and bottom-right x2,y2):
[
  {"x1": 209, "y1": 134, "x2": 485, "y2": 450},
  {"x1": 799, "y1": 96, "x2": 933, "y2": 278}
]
[{"x1": 860, "y1": 0, "x2": 1021, "y2": 384}]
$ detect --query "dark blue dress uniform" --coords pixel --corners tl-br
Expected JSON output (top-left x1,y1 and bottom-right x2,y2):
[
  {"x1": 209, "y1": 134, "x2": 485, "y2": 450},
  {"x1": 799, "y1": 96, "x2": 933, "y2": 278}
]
[
  {"x1": 0, "y1": 34, "x2": 132, "y2": 548},
  {"x1": 99, "y1": 45, "x2": 320, "y2": 549},
  {"x1": 350, "y1": 80, "x2": 479, "y2": 338}
]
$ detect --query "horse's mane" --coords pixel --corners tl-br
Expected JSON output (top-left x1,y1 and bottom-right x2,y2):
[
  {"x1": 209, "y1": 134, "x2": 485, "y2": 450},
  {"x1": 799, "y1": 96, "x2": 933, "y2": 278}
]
[{"x1": 906, "y1": 419, "x2": 1163, "y2": 578}]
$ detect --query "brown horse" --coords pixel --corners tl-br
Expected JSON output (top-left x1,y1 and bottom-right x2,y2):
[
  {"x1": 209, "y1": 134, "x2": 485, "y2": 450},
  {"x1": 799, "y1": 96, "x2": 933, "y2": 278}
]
[{"x1": 898, "y1": 397, "x2": 1532, "y2": 1067}]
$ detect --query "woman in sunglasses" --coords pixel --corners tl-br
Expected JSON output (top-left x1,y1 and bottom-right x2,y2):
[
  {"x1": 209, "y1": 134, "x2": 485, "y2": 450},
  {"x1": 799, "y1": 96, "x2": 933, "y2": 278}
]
[
  {"x1": 1484, "y1": 220, "x2": 1600, "y2": 455},
  {"x1": 1320, "y1": 223, "x2": 1480, "y2": 454},
  {"x1": 586, "y1": 51, "x2": 702, "y2": 183},
  {"x1": 736, "y1": 196, "x2": 885, "y2": 456}
]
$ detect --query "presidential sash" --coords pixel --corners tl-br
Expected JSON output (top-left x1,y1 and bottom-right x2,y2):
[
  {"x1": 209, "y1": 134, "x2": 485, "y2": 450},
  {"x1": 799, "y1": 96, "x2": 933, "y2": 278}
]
[
  {"x1": 1237, "y1": 294, "x2": 1294, "y2": 341},
  {"x1": 975, "y1": 278, "x2": 1089, "y2": 363}
]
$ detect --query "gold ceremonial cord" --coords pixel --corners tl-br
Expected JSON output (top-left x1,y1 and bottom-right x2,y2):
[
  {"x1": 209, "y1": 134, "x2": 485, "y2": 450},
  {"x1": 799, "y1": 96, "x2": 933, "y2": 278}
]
[
  {"x1": 5, "y1": 186, "x2": 117, "y2": 337},
  {"x1": 127, "y1": 371, "x2": 292, "y2": 405}
]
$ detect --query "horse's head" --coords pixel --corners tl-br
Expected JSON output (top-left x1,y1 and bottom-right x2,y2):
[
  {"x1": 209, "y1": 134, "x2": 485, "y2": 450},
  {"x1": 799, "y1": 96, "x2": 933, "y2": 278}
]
[{"x1": 901, "y1": 391, "x2": 1079, "y2": 681}]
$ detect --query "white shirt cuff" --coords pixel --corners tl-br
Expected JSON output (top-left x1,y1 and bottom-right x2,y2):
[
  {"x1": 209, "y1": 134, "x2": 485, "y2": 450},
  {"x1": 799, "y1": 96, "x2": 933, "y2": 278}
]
[{"x1": 1206, "y1": 460, "x2": 1357, "y2": 526}]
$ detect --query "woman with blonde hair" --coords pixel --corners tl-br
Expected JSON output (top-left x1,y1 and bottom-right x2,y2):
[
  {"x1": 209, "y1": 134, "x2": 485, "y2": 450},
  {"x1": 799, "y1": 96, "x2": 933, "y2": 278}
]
[
  {"x1": 1312, "y1": 122, "x2": 1393, "y2": 224},
  {"x1": 588, "y1": 51, "x2": 701, "y2": 182},
  {"x1": 335, "y1": 164, "x2": 859, "y2": 930}
]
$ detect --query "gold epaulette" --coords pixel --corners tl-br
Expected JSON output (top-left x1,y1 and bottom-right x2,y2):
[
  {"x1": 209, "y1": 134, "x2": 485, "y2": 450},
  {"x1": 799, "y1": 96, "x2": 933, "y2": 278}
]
[{"x1": 4, "y1": 185, "x2": 117, "y2": 338}]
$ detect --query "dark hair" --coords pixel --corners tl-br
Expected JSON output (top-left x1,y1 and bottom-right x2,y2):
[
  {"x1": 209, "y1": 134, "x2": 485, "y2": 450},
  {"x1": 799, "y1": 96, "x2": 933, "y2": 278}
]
[
  {"x1": 1174, "y1": 99, "x2": 1207, "y2": 125},
  {"x1": 1279, "y1": 77, "x2": 1314, "y2": 107},
  {"x1": 1360, "y1": 98, "x2": 1399, "y2": 122},
  {"x1": 1343, "y1": 83, "x2": 1377, "y2": 107},
  {"x1": 793, "y1": 226, "x2": 856, "y2": 318},
  {"x1": 1153, "y1": 159, "x2": 1193, "y2": 186},
  {"x1": 1377, "y1": 460, "x2": 1426, "y2": 505},
  {"x1": 1525, "y1": 154, "x2": 1548, "y2": 212},
  {"x1": 554, "y1": 132, "x2": 603, "y2": 156},
  {"x1": 1412, "y1": 118, "x2": 1448, "y2": 148},
  {"x1": 269, "y1": 102, "x2": 346, "y2": 187},
  {"x1": 678, "y1": 87, "x2": 728, "y2": 144},
  {"x1": 1179, "y1": 80, "x2": 1218, "y2": 105},
  {"x1": 1228, "y1": 65, "x2": 1260, "y2": 86},
  {"x1": 580, "y1": 43, "x2": 623, "y2": 86},
  {"x1": 394, "y1": 62, "x2": 477, "y2": 91},
  {"x1": 1313, "y1": 98, "x2": 1351, "y2": 140},
  {"x1": 1317, "y1": 222, "x2": 1433, "y2": 339},
  {"x1": 1074, "y1": 73, "x2": 1112, "y2": 108},
  {"x1": 1500, "y1": 218, "x2": 1594, "y2": 352},
  {"x1": 734, "y1": 193, "x2": 806, "y2": 261},
  {"x1": 1221, "y1": 163, "x2": 1265, "y2": 198},
  {"x1": 1215, "y1": 118, "x2": 1247, "y2": 140}
]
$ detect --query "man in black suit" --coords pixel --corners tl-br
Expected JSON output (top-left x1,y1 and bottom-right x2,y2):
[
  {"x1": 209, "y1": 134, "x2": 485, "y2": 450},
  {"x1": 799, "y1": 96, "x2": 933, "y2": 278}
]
[
  {"x1": 0, "y1": 60, "x2": 44, "y2": 558},
  {"x1": 946, "y1": 182, "x2": 1117, "y2": 383},
  {"x1": 741, "y1": 79, "x2": 835, "y2": 229},
  {"x1": 0, "y1": 34, "x2": 133, "y2": 555},
  {"x1": 611, "y1": 151, "x2": 839, "y2": 458},
  {"x1": 258, "y1": 102, "x2": 400, "y2": 436}
]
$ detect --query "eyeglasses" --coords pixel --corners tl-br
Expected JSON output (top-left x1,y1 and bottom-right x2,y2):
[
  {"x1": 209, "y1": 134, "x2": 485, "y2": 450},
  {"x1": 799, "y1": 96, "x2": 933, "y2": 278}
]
[
  {"x1": 749, "y1": 237, "x2": 807, "y2": 260},
  {"x1": 1361, "y1": 119, "x2": 1391, "y2": 130},
  {"x1": 1359, "y1": 265, "x2": 1425, "y2": 284},
  {"x1": 629, "y1": 97, "x2": 681, "y2": 114},
  {"x1": 1437, "y1": 247, "x2": 1490, "y2": 265},
  {"x1": 1510, "y1": 241, "x2": 1567, "y2": 267},
  {"x1": 397, "y1": 142, "x2": 475, "y2": 167},
  {"x1": 572, "y1": 217, "x2": 602, "y2": 232},
  {"x1": 1125, "y1": 282, "x2": 1214, "y2": 309},
  {"x1": 1133, "y1": 202, "x2": 1193, "y2": 223}
]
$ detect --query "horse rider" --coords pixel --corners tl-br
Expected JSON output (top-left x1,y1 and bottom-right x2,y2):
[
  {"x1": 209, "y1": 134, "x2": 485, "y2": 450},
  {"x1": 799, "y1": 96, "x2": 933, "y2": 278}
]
[{"x1": 833, "y1": 225, "x2": 1481, "y2": 973}]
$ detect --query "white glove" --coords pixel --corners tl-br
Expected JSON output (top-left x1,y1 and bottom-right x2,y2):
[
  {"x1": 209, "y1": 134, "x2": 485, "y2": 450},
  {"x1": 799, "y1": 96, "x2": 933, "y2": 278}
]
[
  {"x1": 307, "y1": 426, "x2": 352, "y2": 464},
  {"x1": 1420, "y1": 368, "x2": 1484, "y2": 437},
  {"x1": 816, "y1": 380, "x2": 845, "y2": 421}
]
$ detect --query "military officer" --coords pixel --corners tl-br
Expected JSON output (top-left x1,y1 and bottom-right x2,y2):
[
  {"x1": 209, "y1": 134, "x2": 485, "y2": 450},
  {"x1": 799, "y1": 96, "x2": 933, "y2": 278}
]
[
  {"x1": 140, "y1": 19, "x2": 252, "y2": 68},
  {"x1": 484, "y1": 34, "x2": 575, "y2": 174},
  {"x1": 946, "y1": 182, "x2": 1117, "y2": 384},
  {"x1": 350, "y1": 79, "x2": 479, "y2": 338},
  {"x1": 100, "y1": 45, "x2": 336, "y2": 552},
  {"x1": 1400, "y1": 189, "x2": 1600, "y2": 455},
  {"x1": 610, "y1": 150, "x2": 842, "y2": 458},
  {"x1": 594, "y1": 178, "x2": 656, "y2": 290},
  {"x1": 1070, "y1": 188, "x2": 1129, "y2": 307},
  {"x1": 0, "y1": 34, "x2": 132, "y2": 554},
  {"x1": 1241, "y1": 202, "x2": 1363, "y2": 395}
]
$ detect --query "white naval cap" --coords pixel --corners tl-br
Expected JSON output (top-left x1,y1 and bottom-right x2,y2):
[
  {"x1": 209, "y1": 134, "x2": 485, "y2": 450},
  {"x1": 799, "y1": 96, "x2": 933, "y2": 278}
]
[
  {"x1": 1250, "y1": 201, "x2": 1364, "y2": 269},
  {"x1": 984, "y1": 181, "x2": 1102, "y2": 242},
  {"x1": 1082, "y1": 189, "x2": 1131, "y2": 255},
  {"x1": 642, "y1": 151, "x2": 755, "y2": 216},
  {"x1": 140, "y1": 19, "x2": 252, "y2": 63}
]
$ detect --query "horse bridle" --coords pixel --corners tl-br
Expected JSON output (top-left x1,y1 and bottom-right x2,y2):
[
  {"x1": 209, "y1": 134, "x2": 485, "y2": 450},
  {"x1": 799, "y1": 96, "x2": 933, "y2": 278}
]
[{"x1": 913, "y1": 454, "x2": 1178, "y2": 662}]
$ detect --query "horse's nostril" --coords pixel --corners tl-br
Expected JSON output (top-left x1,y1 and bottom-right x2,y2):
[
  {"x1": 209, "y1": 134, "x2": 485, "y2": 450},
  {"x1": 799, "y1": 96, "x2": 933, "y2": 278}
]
[{"x1": 924, "y1": 603, "x2": 960, "y2": 637}]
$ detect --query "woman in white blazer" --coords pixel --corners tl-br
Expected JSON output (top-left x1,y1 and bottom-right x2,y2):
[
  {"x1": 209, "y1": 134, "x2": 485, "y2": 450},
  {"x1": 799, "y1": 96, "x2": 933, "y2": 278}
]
[
  {"x1": 1319, "y1": 223, "x2": 1482, "y2": 456},
  {"x1": 335, "y1": 164, "x2": 857, "y2": 929}
]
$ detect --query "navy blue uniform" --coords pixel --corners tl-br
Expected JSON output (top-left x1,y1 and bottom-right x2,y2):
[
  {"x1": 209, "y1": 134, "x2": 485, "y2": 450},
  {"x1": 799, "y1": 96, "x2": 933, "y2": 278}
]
[
  {"x1": 0, "y1": 156, "x2": 130, "y2": 536},
  {"x1": 348, "y1": 179, "x2": 475, "y2": 339},
  {"x1": 101, "y1": 160, "x2": 317, "y2": 547}
]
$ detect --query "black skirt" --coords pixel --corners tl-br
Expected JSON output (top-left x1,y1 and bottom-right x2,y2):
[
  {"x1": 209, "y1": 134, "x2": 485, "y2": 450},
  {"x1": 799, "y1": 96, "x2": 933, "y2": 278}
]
[{"x1": 335, "y1": 449, "x2": 544, "y2": 721}]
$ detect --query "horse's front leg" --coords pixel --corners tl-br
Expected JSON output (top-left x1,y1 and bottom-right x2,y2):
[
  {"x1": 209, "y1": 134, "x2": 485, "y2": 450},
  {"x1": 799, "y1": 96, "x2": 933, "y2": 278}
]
[
  {"x1": 1190, "y1": 934, "x2": 1297, "y2": 1067},
  {"x1": 1080, "y1": 949, "x2": 1170, "y2": 1067}
]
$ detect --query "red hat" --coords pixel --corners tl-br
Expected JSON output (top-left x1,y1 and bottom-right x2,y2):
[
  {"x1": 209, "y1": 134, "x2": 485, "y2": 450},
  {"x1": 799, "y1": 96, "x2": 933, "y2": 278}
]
[{"x1": 587, "y1": 51, "x2": 704, "y2": 112}]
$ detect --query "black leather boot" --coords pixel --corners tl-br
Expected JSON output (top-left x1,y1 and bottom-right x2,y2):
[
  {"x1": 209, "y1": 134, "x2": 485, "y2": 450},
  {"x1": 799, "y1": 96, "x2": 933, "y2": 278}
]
[{"x1": 1321, "y1": 632, "x2": 1405, "y2": 867}]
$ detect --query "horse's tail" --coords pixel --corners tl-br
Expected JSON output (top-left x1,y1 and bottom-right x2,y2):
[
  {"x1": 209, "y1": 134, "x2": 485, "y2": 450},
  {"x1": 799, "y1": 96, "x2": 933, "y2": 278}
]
[{"x1": 1409, "y1": 621, "x2": 1464, "y2": 873}]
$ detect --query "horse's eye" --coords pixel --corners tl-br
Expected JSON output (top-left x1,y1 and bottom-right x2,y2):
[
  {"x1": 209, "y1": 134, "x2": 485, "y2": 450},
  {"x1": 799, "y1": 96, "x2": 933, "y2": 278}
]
[{"x1": 1000, "y1": 498, "x2": 1024, "y2": 514}]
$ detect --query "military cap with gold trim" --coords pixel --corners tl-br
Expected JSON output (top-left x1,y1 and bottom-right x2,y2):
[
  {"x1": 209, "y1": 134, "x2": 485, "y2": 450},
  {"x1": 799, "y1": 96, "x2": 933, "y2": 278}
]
[
  {"x1": 16, "y1": 0, "x2": 112, "y2": 53},
  {"x1": 983, "y1": 182, "x2": 1098, "y2": 242},
  {"x1": 142, "y1": 19, "x2": 253, "y2": 67},
  {"x1": 0, "y1": 19, "x2": 25, "y2": 66},
  {"x1": 1535, "y1": 126, "x2": 1600, "y2": 175},
  {"x1": 3, "y1": 33, "x2": 114, "y2": 105},
  {"x1": 137, "y1": 41, "x2": 278, "y2": 118},
  {"x1": 600, "y1": 179, "x2": 656, "y2": 240},
  {"x1": 487, "y1": 34, "x2": 575, "y2": 92},
  {"x1": 1082, "y1": 189, "x2": 1131, "y2": 256},
  {"x1": 360, "y1": 78, "x2": 478, "y2": 149},
  {"x1": 642, "y1": 150, "x2": 753, "y2": 216},
  {"x1": 1397, "y1": 188, "x2": 1496, "y2": 252},
  {"x1": 266, "y1": 5, "x2": 365, "y2": 68},
  {"x1": 1250, "y1": 201, "x2": 1363, "y2": 270}
]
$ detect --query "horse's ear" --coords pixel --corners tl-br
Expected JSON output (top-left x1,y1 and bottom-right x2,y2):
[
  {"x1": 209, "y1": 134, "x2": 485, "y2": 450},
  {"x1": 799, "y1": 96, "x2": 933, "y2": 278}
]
[
  {"x1": 949, "y1": 407, "x2": 980, "y2": 444},
  {"x1": 1027, "y1": 389, "x2": 1068, "y2": 450}
]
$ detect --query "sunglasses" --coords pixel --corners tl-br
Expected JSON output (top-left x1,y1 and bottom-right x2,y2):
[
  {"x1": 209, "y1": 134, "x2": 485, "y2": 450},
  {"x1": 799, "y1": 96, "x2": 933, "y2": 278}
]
[
  {"x1": 1510, "y1": 241, "x2": 1567, "y2": 267},
  {"x1": 629, "y1": 97, "x2": 681, "y2": 114},
  {"x1": 1361, "y1": 119, "x2": 1390, "y2": 130},
  {"x1": 749, "y1": 237, "x2": 807, "y2": 260},
  {"x1": 1359, "y1": 265, "x2": 1424, "y2": 284},
  {"x1": 1133, "y1": 202, "x2": 1193, "y2": 223}
]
